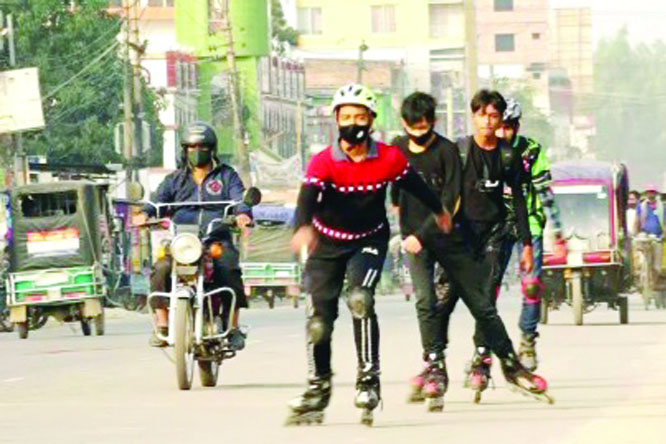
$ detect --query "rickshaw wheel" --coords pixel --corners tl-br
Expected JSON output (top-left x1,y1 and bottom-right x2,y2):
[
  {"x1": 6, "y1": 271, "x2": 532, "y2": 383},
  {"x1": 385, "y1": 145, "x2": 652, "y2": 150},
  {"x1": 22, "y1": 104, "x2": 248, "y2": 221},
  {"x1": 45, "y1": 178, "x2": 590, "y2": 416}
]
[
  {"x1": 618, "y1": 296, "x2": 629, "y2": 324},
  {"x1": 80, "y1": 318, "x2": 92, "y2": 336},
  {"x1": 16, "y1": 322, "x2": 28, "y2": 339},
  {"x1": 94, "y1": 311, "x2": 105, "y2": 336}
]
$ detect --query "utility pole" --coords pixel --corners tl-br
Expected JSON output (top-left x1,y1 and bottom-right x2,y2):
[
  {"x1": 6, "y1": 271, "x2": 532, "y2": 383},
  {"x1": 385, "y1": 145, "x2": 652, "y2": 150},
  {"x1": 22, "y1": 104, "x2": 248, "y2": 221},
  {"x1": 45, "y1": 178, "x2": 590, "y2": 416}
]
[
  {"x1": 221, "y1": 0, "x2": 251, "y2": 185},
  {"x1": 131, "y1": 0, "x2": 144, "y2": 161},
  {"x1": 357, "y1": 40, "x2": 368, "y2": 84},
  {"x1": 122, "y1": 0, "x2": 133, "y2": 193},
  {"x1": 464, "y1": 0, "x2": 478, "y2": 132},
  {"x1": 1, "y1": 11, "x2": 26, "y2": 185}
]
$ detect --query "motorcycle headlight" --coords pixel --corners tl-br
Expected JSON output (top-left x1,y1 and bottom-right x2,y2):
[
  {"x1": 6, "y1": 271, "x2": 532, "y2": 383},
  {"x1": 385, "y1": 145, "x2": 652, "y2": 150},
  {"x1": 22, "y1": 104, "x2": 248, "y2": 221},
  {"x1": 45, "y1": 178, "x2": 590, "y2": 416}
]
[{"x1": 171, "y1": 233, "x2": 202, "y2": 264}]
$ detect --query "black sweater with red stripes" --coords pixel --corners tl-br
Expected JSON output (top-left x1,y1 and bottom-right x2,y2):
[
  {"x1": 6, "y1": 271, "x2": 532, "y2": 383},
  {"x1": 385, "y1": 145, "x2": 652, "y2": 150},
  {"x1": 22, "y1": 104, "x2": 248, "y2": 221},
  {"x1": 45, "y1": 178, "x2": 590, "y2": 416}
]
[{"x1": 295, "y1": 140, "x2": 443, "y2": 241}]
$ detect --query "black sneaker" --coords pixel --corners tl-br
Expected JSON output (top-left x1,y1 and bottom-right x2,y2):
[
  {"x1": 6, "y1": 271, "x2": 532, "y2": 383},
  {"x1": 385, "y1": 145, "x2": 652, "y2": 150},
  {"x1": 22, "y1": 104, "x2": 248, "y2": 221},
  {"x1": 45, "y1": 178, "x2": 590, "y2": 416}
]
[{"x1": 228, "y1": 328, "x2": 246, "y2": 351}]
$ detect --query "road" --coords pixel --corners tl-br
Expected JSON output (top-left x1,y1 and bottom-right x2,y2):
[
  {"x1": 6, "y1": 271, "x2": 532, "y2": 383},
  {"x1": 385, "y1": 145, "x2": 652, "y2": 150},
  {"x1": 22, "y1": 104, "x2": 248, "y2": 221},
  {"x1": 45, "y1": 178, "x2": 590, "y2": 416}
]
[{"x1": 1, "y1": 290, "x2": 665, "y2": 444}]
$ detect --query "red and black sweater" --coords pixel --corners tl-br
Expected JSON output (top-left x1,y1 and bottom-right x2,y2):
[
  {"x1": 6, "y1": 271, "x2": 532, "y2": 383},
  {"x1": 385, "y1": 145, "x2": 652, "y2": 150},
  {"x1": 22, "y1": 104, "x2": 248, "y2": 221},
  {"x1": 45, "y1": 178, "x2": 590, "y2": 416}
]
[{"x1": 295, "y1": 140, "x2": 443, "y2": 241}]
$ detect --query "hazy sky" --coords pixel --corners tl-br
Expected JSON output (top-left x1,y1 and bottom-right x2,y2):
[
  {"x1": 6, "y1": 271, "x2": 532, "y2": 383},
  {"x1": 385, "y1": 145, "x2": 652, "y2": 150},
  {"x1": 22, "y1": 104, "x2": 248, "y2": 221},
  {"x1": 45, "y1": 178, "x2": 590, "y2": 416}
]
[{"x1": 550, "y1": 0, "x2": 666, "y2": 45}]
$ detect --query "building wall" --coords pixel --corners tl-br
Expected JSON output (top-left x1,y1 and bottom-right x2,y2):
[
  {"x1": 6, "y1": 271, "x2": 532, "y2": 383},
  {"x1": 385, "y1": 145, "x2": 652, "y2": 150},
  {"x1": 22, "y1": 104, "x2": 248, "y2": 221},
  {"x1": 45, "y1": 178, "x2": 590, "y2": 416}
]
[
  {"x1": 475, "y1": 0, "x2": 549, "y2": 109},
  {"x1": 550, "y1": 8, "x2": 594, "y2": 95}
]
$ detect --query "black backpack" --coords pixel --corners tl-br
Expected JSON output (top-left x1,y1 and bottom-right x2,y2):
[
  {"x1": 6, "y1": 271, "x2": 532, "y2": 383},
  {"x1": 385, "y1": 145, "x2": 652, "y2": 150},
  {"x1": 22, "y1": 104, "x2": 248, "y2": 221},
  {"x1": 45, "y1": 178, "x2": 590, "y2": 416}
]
[{"x1": 455, "y1": 136, "x2": 523, "y2": 184}]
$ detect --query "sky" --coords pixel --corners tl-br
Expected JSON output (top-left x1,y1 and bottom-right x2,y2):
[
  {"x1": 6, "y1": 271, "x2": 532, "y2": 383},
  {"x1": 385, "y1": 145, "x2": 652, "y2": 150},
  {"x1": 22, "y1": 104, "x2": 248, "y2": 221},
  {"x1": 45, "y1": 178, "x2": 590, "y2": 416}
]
[{"x1": 550, "y1": 0, "x2": 666, "y2": 46}]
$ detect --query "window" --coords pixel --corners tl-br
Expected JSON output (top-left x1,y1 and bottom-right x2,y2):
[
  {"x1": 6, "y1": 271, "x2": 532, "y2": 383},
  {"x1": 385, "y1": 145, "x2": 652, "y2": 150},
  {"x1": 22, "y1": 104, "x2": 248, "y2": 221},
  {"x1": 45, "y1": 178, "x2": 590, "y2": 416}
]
[
  {"x1": 532, "y1": 32, "x2": 541, "y2": 40},
  {"x1": 371, "y1": 5, "x2": 396, "y2": 33},
  {"x1": 494, "y1": 0, "x2": 513, "y2": 11},
  {"x1": 20, "y1": 192, "x2": 78, "y2": 218},
  {"x1": 297, "y1": 7, "x2": 323, "y2": 35},
  {"x1": 495, "y1": 34, "x2": 515, "y2": 52},
  {"x1": 429, "y1": 4, "x2": 463, "y2": 38}
]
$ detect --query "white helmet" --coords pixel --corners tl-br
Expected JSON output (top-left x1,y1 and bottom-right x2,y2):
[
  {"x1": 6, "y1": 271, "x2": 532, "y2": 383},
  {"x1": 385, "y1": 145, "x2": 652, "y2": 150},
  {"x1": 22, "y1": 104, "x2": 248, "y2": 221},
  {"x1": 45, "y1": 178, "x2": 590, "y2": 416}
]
[
  {"x1": 331, "y1": 84, "x2": 378, "y2": 116},
  {"x1": 503, "y1": 98, "x2": 522, "y2": 122}
]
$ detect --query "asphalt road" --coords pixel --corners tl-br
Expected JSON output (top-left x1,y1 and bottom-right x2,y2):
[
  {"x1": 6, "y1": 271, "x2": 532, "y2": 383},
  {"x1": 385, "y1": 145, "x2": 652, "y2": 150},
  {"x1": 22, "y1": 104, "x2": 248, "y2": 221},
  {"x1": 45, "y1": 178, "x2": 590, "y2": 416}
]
[{"x1": 1, "y1": 289, "x2": 665, "y2": 444}]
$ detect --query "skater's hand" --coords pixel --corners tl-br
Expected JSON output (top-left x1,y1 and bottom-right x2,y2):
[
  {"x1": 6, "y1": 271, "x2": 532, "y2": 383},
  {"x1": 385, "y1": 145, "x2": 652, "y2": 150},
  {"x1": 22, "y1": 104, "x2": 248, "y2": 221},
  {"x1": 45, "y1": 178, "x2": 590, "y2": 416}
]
[
  {"x1": 521, "y1": 244, "x2": 533, "y2": 274},
  {"x1": 390, "y1": 205, "x2": 400, "y2": 216},
  {"x1": 434, "y1": 209, "x2": 452, "y2": 234},
  {"x1": 236, "y1": 213, "x2": 252, "y2": 238},
  {"x1": 402, "y1": 235, "x2": 423, "y2": 255},
  {"x1": 291, "y1": 226, "x2": 317, "y2": 255}
]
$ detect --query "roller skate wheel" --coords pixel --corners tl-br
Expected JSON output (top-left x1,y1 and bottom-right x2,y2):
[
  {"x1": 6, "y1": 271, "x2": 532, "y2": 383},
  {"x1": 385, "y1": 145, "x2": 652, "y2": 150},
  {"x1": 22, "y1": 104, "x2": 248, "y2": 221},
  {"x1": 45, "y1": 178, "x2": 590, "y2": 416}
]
[
  {"x1": 427, "y1": 397, "x2": 444, "y2": 412},
  {"x1": 361, "y1": 409, "x2": 374, "y2": 426},
  {"x1": 284, "y1": 411, "x2": 324, "y2": 426}
]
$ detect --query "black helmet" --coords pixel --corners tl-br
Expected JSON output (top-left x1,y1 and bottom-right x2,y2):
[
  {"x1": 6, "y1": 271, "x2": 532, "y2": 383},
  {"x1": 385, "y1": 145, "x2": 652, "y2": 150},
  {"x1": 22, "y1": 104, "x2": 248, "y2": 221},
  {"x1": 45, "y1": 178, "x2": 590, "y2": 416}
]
[{"x1": 180, "y1": 121, "x2": 217, "y2": 151}]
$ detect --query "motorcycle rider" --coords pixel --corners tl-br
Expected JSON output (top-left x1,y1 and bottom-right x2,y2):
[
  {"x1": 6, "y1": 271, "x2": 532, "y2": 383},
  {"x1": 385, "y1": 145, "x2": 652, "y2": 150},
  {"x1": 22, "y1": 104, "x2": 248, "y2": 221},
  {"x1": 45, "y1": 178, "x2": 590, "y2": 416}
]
[
  {"x1": 286, "y1": 84, "x2": 452, "y2": 425},
  {"x1": 141, "y1": 121, "x2": 252, "y2": 350},
  {"x1": 637, "y1": 184, "x2": 665, "y2": 275},
  {"x1": 491, "y1": 98, "x2": 566, "y2": 370},
  {"x1": 394, "y1": 91, "x2": 550, "y2": 407}
]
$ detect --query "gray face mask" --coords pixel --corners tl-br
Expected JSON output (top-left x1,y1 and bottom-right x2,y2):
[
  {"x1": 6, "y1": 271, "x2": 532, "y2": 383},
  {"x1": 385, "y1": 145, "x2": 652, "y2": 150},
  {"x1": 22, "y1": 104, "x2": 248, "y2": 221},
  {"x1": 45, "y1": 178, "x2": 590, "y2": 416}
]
[{"x1": 187, "y1": 148, "x2": 212, "y2": 167}]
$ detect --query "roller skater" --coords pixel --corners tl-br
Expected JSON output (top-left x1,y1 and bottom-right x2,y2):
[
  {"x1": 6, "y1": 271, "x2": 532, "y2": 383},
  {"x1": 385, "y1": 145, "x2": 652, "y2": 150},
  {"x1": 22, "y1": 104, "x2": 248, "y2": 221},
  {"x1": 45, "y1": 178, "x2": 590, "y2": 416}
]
[
  {"x1": 464, "y1": 349, "x2": 493, "y2": 403},
  {"x1": 285, "y1": 375, "x2": 332, "y2": 425},
  {"x1": 287, "y1": 84, "x2": 451, "y2": 426}
]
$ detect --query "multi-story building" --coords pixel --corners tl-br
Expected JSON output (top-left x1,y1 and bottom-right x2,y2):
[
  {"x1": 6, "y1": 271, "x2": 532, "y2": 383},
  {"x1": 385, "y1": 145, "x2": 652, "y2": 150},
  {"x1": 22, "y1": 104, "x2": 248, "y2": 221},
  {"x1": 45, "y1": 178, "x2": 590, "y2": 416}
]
[
  {"x1": 108, "y1": 0, "x2": 178, "y2": 169},
  {"x1": 550, "y1": 8, "x2": 593, "y2": 96},
  {"x1": 475, "y1": 0, "x2": 550, "y2": 109},
  {"x1": 292, "y1": 0, "x2": 470, "y2": 141},
  {"x1": 175, "y1": 0, "x2": 305, "y2": 168}
]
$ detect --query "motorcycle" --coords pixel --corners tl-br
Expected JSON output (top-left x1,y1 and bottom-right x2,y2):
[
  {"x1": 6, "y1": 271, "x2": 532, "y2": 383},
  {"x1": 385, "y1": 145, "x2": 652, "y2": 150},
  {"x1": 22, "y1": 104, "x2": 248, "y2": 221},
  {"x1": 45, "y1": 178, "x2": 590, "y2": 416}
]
[{"x1": 127, "y1": 186, "x2": 261, "y2": 390}]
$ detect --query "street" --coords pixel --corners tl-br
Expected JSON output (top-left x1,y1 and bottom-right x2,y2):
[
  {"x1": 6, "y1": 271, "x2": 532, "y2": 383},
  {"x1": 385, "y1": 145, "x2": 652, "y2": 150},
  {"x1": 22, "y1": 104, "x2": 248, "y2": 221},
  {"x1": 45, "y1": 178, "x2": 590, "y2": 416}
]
[{"x1": 1, "y1": 289, "x2": 665, "y2": 444}]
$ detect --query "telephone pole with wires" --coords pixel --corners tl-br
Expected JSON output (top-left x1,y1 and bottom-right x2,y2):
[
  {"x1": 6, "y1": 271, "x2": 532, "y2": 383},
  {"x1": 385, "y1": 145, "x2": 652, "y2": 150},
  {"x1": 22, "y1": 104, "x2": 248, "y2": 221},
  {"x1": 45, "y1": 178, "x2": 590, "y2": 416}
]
[{"x1": 220, "y1": 0, "x2": 251, "y2": 185}]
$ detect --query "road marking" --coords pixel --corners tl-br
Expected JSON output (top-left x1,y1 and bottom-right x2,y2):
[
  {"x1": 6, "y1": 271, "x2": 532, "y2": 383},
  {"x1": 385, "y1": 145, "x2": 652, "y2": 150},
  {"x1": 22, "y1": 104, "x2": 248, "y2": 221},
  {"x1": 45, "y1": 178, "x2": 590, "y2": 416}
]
[{"x1": 3, "y1": 377, "x2": 24, "y2": 383}]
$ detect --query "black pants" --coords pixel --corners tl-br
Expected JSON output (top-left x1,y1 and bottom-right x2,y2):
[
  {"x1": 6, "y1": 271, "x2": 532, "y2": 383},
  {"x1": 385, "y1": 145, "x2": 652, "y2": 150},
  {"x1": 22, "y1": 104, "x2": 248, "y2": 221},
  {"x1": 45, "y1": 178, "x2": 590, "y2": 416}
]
[
  {"x1": 304, "y1": 232, "x2": 388, "y2": 378},
  {"x1": 150, "y1": 239, "x2": 248, "y2": 309},
  {"x1": 411, "y1": 229, "x2": 515, "y2": 360}
]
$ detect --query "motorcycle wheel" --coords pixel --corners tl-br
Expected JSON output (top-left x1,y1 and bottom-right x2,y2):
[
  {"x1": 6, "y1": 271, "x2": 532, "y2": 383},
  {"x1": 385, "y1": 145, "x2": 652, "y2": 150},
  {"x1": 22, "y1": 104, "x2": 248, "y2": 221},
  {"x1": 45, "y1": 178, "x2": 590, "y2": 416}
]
[
  {"x1": 80, "y1": 318, "x2": 92, "y2": 336},
  {"x1": 17, "y1": 322, "x2": 28, "y2": 339},
  {"x1": 198, "y1": 360, "x2": 220, "y2": 387},
  {"x1": 174, "y1": 298, "x2": 195, "y2": 390}
]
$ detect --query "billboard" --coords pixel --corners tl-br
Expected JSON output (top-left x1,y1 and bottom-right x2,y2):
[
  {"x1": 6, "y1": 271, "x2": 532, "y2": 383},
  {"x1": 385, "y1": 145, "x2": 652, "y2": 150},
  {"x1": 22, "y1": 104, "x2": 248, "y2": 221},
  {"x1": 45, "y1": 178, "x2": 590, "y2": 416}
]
[{"x1": 0, "y1": 67, "x2": 45, "y2": 134}]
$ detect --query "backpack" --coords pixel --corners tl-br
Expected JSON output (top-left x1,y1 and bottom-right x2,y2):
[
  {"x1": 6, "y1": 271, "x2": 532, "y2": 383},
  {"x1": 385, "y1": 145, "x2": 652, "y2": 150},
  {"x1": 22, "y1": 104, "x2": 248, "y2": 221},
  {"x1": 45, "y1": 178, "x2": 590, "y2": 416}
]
[{"x1": 455, "y1": 136, "x2": 522, "y2": 184}]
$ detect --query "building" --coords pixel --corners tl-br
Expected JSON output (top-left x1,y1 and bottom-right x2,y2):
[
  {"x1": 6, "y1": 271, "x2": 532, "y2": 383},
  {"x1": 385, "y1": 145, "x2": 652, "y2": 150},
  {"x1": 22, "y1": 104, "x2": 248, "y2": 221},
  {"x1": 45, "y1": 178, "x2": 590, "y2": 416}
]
[
  {"x1": 292, "y1": 0, "x2": 470, "y2": 141},
  {"x1": 108, "y1": 0, "x2": 178, "y2": 169},
  {"x1": 475, "y1": 0, "x2": 550, "y2": 110},
  {"x1": 174, "y1": 0, "x2": 305, "y2": 168},
  {"x1": 550, "y1": 8, "x2": 593, "y2": 96}
]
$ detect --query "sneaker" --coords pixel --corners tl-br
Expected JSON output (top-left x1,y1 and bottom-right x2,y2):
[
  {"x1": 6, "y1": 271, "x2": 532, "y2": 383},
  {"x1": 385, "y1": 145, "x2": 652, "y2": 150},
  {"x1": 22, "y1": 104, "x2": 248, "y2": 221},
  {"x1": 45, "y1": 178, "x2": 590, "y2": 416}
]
[{"x1": 228, "y1": 328, "x2": 247, "y2": 351}]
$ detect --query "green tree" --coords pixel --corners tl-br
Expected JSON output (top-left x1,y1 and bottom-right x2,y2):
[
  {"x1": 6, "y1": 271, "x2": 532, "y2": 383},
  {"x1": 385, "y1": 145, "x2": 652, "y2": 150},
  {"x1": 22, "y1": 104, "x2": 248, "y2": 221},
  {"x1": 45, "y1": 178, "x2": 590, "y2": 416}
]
[
  {"x1": 0, "y1": 0, "x2": 163, "y2": 167},
  {"x1": 591, "y1": 28, "x2": 666, "y2": 184},
  {"x1": 271, "y1": 0, "x2": 299, "y2": 50}
]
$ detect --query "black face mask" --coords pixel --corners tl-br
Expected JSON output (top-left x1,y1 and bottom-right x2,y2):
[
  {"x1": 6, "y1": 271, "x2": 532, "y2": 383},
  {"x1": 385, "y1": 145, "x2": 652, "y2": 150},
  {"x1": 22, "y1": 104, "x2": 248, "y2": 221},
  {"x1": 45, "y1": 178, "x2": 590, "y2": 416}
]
[
  {"x1": 339, "y1": 124, "x2": 370, "y2": 145},
  {"x1": 407, "y1": 127, "x2": 434, "y2": 146}
]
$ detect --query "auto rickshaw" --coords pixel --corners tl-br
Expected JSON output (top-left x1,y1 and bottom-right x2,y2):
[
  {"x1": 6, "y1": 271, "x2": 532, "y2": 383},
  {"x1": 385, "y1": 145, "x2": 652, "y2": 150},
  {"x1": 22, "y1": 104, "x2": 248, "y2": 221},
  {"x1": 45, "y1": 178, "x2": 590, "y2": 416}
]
[
  {"x1": 1, "y1": 182, "x2": 111, "y2": 338},
  {"x1": 541, "y1": 161, "x2": 631, "y2": 325}
]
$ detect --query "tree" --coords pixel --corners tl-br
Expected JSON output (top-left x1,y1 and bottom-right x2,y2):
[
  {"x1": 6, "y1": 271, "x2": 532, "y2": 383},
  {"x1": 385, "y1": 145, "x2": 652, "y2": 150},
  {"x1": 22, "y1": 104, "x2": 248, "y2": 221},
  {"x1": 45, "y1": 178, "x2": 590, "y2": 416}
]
[
  {"x1": 591, "y1": 28, "x2": 666, "y2": 184},
  {"x1": 0, "y1": 0, "x2": 163, "y2": 167},
  {"x1": 271, "y1": 0, "x2": 298, "y2": 51}
]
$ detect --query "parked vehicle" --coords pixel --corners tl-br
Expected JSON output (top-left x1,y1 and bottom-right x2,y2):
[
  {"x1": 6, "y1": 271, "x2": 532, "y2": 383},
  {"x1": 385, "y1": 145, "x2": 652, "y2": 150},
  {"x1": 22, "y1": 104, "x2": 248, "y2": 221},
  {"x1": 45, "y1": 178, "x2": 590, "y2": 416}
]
[
  {"x1": 1, "y1": 182, "x2": 110, "y2": 338},
  {"x1": 541, "y1": 161, "x2": 630, "y2": 325}
]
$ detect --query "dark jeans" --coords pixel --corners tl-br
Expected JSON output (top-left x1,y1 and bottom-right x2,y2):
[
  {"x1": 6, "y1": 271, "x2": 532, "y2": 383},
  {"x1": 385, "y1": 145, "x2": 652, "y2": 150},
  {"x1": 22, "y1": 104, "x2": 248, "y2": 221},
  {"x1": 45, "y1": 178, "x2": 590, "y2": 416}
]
[
  {"x1": 304, "y1": 232, "x2": 388, "y2": 378},
  {"x1": 410, "y1": 230, "x2": 515, "y2": 360},
  {"x1": 150, "y1": 239, "x2": 248, "y2": 309}
]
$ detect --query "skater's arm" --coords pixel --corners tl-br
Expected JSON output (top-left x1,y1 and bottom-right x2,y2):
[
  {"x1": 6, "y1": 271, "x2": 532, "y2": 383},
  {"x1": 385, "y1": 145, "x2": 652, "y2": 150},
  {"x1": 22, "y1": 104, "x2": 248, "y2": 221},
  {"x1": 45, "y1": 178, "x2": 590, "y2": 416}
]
[
  {"x1": 510, "y1": 162, "x2": 532, "y2": 246},
  {"x1": 295, "y1": 154, "x2": 329, "y2": 229},
  {"x1": 415, "y1": 144, "x2": 462, "y2": 239},
  {"x1": 396, "y1": 168, "x2": 443, "y2": 216},
  {"x1": 531, "y1": 146, "x2": 562, "y2": 238}
]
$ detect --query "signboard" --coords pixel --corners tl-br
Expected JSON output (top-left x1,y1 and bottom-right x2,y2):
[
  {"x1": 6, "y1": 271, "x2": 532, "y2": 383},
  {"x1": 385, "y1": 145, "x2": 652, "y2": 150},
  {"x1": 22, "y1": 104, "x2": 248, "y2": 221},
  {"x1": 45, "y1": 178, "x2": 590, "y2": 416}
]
[{"x1": 0, "y1": 67, "x2": 45, "y2": 134}]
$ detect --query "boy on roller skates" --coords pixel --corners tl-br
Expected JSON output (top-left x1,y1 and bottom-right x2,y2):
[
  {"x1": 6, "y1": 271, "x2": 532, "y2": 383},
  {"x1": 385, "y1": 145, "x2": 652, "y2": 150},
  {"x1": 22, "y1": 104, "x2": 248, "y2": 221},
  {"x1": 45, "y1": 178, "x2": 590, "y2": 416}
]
[
  {"x1": 437, "y1": 90, "x2": 553, "y2": 404},
  {"x1": 286, "y1": 84, "x2": 452, "y2": 426}
]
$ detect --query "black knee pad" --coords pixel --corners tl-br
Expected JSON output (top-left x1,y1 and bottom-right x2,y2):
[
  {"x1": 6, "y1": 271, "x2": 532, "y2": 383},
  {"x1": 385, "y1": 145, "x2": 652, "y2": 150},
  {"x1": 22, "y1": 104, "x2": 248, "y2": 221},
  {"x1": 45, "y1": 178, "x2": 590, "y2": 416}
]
[
  {"x1": 347, "y1": 287, "x2": 374, "y2": 319},
  {"x1": 307, "y1": 316, "x2": 331, "y2": 344}
]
